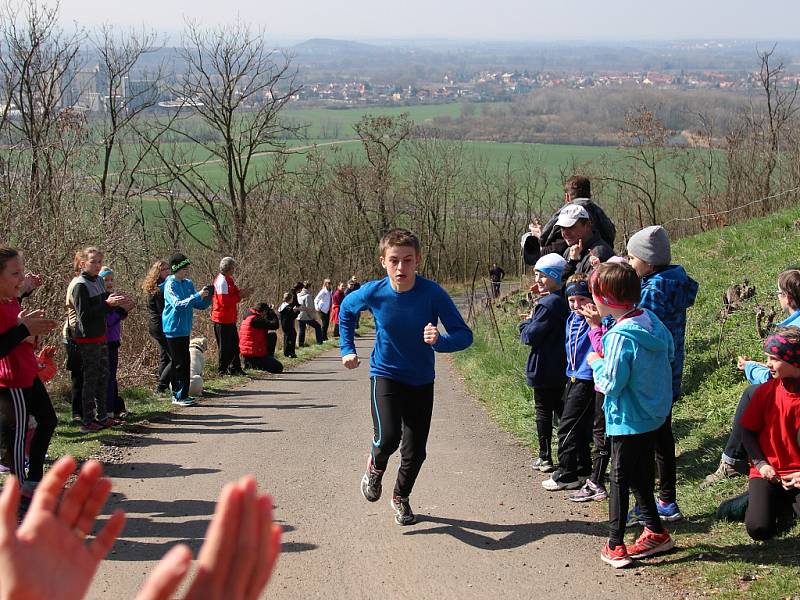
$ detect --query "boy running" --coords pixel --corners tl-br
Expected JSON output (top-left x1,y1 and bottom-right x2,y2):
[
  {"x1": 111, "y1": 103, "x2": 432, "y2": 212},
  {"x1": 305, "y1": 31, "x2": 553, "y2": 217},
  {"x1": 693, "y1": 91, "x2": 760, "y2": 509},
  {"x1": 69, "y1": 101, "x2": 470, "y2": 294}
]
[{"x1": 339, "y1": 229, "x2": 473, "y2": 525}]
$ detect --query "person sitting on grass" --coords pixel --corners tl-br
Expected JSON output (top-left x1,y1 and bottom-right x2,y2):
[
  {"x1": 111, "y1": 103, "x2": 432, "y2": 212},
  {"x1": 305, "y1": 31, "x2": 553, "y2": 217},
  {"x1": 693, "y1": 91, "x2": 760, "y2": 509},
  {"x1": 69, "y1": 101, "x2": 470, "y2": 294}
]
[
  {"x1": 739, "y1": 326, "x2": 800, "y2": 541},
  {"x1": 705, "y1": 268, "x2": 800, "y2": 486},
  {"x1": 587, "y1": 262, "x2": 675, "y2": 568},
  {"x1": 519, "y1": 253, "x2": 569, "y2": 474},
  {"x1": 239, "y1": 303, "x2": 284, "y2": 374}
]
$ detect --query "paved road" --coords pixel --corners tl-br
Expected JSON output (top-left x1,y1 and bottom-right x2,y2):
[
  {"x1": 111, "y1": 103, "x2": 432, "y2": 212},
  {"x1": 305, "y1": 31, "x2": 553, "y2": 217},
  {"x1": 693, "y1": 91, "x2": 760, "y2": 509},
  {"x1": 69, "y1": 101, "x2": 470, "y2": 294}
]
[{"x1": 89, "y1": 335, "x2": 675, "y2": 599}]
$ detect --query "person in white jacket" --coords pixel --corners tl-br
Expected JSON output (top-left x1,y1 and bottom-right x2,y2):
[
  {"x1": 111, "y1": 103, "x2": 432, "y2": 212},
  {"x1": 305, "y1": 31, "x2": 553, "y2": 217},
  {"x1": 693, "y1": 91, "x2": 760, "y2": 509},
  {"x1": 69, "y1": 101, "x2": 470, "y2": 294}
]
[
  {"x1": 297, "y1": 281, "x2": 323, "y2": 346},
  {"x1": 314, "y1": 279, "x2": 332, "y2": 341}
]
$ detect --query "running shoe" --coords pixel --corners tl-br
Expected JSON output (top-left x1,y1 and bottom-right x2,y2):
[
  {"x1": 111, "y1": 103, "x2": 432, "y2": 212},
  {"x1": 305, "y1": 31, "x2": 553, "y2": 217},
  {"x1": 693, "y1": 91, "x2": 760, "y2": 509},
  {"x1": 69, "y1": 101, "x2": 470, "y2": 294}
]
[
  {"x1": 390, "y1": 495, "x2": 416, "y2": 525},
  {"x1": 626, "y1": 504, "x2": 645, "y2": 528},
  {"x1": 541, "y1": 472, "x2": 582, "y2": 491},
  {"x1": 600, "y1": 542, "x2": 633, "y2": 568},
  {"x1": 172, "y1": 397, "x2": 196, "y2": 407},
  {"x1": 531, "y1": 458, "x2": 555, "y2": 473},
  {"x1": 79, "y1": 421, "x2": 104, "y2": 434},
  {"x1": 570, "y1": 479, "x2": 608, "y2": 502},
  {"x1": 657, "y1": 499, "x2": 683, "y2": 522},
  {"x1": 98, "y1": 417, "x2": 123, "y2": 427},
  {"x1": 360, "y1": 456, "x2": 383, "y2": 502},
  {"x1": 627, "y1": 527, "x2": 675, "y2": 559}
]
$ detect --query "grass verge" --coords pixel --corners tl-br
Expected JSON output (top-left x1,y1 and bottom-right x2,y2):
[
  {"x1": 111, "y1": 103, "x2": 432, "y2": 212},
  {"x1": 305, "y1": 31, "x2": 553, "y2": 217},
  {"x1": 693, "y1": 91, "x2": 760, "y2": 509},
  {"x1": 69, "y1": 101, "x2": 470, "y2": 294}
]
[{"x1": 452, "y1": 206, "x2": 800, "y2": 599}]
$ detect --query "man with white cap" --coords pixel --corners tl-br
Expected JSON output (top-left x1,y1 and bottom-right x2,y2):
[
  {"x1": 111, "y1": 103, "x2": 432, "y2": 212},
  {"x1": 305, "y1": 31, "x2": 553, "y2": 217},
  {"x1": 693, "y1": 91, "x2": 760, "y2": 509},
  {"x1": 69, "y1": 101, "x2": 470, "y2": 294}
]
[{"x1": 557, "y1": 204, "x2": 614, "y2": 280}]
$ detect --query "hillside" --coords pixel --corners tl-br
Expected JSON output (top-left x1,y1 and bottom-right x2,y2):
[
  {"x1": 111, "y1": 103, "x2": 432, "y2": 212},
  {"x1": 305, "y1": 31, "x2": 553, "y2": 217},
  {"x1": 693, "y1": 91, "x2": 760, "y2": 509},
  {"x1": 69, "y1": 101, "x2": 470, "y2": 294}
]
[{"x1": 452, "y1": 206, "x2": 800, "y2": 599}]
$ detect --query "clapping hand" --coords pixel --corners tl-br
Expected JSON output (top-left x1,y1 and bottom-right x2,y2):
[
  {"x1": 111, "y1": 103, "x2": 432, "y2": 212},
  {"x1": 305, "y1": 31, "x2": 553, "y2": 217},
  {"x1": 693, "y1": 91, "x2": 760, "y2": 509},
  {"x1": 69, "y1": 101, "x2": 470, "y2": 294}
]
[
  {"x1": 0, "y1": 456, "x2": 126, "y2": 600},
  {"x1": 21, "y1": 272, "x2": 43, "y2": 295},
  {"x1": 17, "y1": 309, "x2": 58, "y2": 336},
  {"x1": 135, "y1": 476, "x2": 281, "y2": 600}
]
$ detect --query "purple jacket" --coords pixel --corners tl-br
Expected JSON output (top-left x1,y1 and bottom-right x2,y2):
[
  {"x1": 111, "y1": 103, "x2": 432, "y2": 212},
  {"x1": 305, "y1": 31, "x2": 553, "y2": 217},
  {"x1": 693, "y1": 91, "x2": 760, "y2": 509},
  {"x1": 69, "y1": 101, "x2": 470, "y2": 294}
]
[{"x1": 105, "y1": 307, "x2": 128, "y2": 344}]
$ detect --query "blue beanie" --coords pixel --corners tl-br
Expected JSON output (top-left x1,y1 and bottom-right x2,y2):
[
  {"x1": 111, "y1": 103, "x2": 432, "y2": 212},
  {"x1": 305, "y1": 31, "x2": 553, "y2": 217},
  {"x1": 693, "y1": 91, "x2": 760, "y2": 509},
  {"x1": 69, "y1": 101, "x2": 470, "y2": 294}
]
[
  {"x1": 99, "y1": 266, "x2": 113, "y2": 279},
  {"x1": 533, "y1": 253, "x2": 567, "y2": 285}
]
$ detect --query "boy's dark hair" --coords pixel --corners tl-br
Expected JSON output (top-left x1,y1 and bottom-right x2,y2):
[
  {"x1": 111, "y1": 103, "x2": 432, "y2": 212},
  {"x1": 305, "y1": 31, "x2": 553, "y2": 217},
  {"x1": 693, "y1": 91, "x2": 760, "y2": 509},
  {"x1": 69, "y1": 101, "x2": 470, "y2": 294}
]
[
  {"x1": 0, "y1": 246, "x2": 19, "y2": 272},
  {"x1": 379, "y1": 228, "x2": 420, "y2": 257},
  {"x1": 778, "y1": 269, "x2": 800, "y2": 310},
  {"x1": 591, "y1": 262, "x2": 640, "y2": 306},
  {"x1": 565, "y1": 176, "x2": 591, "y2": 198}
]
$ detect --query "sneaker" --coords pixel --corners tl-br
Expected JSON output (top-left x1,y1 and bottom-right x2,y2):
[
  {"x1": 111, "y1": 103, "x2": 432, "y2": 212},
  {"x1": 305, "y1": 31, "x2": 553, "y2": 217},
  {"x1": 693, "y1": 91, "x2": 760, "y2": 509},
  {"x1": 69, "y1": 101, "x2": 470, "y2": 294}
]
[
  {"x1": 72, "y1": 414, "x2": 82, "y2": 422},
  {"x1": 627, "y1": 527, "x2": 675, "y2": 559},
  {"x1": 79, "y1": 421, "x2": 104, "y2": 433},
  {"x1": 656, "y1": 499, "x2": 683, "y2": 522},
  {"x1": 360, "y1": 456, "x2": 384, "y2": 502},
  {"x1": 0, "y1": 463, "x2": 10, "y2": 474},
  {"x1": 570, "y1": 480, "x2": 608, "y2": 502},
  {"x1": 390, "y1": 495, "x2": 417, "y2": 525},
  {"x1": 172, "y1": 397, "x2": 196, "y2": 407},
  {"x1": 626, "y1": 504, "x2": 645, "y2": 528},
  {"x1": 701, "y1": 460, "x2": 743, "y2": 488},
  {"x1": 99, "y1": 417, "x2": 122, "y2": 427},
  {"x1": 542, "y1": 472, "x2": 582, "y2": 491},
  {"x1": 531, "y1": 457, "x2": 555, "y2": 473},
  {"x1": 715, "y1": 492, "x2": 749, "y2": 522},
  {"x1": 600, "y1": 542, "x2": 633, "y2": 568}
]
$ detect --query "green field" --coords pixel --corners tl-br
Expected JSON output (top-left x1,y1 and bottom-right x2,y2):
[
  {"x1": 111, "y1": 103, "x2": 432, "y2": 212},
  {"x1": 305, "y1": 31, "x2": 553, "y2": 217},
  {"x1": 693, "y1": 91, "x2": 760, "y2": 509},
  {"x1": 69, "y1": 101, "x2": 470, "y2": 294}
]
[{"x1": 452, "y1": 205, "x2": 800, "y2": 599}]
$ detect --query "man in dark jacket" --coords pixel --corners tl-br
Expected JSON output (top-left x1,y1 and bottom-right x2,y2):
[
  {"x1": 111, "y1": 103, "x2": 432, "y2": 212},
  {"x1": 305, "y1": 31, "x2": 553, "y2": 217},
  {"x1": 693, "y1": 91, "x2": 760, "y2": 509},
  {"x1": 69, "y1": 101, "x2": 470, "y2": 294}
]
[
  {"x1": 557, "y1": 204, "x2": 615, "y2": 281},
  {"x1": 522, "y1": 176, "x2": 616, "y2": 266}
]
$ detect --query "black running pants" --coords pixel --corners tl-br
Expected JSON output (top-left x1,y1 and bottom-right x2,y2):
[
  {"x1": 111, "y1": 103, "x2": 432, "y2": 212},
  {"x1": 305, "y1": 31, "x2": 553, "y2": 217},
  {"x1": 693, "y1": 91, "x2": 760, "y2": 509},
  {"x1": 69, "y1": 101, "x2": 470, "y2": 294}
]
[
  {"x1": 556, "y1": 378, "x2": 595, "y2": 482},
  {"x1": 369, "y1": 376, "x2": 435, "y2": 498},
  {"x1": 745, "y1": 476, "x2": 800, "y2": 541},
  {"x1": 532, "y1": 385, "x2": 564, "y2": 462}
]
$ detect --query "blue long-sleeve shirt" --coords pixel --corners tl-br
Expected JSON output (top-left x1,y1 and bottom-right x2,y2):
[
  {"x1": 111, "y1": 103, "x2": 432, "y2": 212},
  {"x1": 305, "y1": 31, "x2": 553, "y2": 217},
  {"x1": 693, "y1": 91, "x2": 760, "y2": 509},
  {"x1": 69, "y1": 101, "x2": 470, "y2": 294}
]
[
  {"x1": 162, "y1": 276, "x2": 212, "y2": 338},
  {"x1": 339, "y1": 276, "x2": 472, "y2": 386},
  {"x1": 744, "y1": 309, "x2": 800, "y2": 384}
]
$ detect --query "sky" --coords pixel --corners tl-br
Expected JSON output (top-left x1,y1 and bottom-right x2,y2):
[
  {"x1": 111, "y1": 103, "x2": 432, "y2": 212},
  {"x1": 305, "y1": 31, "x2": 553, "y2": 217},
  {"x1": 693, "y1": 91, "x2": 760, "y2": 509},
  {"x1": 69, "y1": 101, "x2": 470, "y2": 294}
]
[{"x1": 56, "y1": 0, "x2": 800, "y2": 42}]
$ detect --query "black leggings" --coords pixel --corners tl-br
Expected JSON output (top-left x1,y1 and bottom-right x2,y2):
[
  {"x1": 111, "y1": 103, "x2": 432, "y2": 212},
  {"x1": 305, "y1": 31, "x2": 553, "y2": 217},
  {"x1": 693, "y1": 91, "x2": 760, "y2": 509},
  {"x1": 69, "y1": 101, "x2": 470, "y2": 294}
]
[
  {"x1": 532, "y1": 385, "x2": 564, "y2": 462},
  {"x1": 150, "y1": 333, "x2": 172, "y2": 392},
  {"x1": 0, "y1": 379, "x2": 57, "y2": 485},
  {"x1": 608, "y1": 431, "x2": 663, "y2": 547},
  {"x1": 369, "y1": 376, "x2": 434, "y2": 498},
  {"x1": 655, "y1": 406, "x2": 677, "y2": 504},
  {"x1": 745, "y1": 476, "x2": 800, "y2": 540},
  {"x1": 166, "y1": 336, "x2": 191, "y2": 400},
  {"x1": 591, "y1": 392, "x2": 610, "y2": 487}
]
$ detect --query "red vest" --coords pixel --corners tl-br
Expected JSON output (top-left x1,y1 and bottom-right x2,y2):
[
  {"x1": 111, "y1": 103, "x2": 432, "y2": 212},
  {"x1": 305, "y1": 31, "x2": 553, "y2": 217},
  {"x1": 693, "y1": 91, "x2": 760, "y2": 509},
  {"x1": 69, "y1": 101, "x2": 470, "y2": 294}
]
[{"x1": 239, "y1": 312, "x2": 266, "y2": 357}]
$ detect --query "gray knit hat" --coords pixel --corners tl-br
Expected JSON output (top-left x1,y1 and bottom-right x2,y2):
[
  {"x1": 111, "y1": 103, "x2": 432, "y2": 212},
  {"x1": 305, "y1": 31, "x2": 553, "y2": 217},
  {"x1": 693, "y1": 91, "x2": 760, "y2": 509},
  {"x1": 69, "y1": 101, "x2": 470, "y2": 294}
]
[{"x1": 627, "y1": 226, "x2": 671, "y2": 266}]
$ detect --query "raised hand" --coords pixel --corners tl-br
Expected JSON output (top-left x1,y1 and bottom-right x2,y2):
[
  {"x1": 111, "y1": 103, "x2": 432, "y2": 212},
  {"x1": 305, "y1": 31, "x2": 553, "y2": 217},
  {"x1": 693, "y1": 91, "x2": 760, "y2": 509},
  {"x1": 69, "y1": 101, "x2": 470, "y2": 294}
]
[
  {"x1": 135, "y1": 476, "x2": 281, "y2": 600},
  {"x1": 0, "y1": 456, "x2": 126, "y2": 600},
  {"x1": 423, "y1": 322, "x2": 439, "y2": 345},
  {"x1": 20, "y1": 272, "x2": 43, "y2": 295},
  {"x1": 16, "y1": 309, "x2": 58, "y2": 336},
  {"x1": 568, "y1": 238, "x2": 584, "y2": 261},
  {"x1": 578, "y1": 303, "x2": 601, "y2": 328}
]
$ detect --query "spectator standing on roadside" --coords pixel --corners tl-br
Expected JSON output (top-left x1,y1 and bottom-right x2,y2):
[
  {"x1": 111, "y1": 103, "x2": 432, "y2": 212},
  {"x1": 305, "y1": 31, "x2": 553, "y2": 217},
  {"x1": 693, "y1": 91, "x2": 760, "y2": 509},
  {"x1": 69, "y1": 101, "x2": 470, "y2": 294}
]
[
  {"x1": 297, "y1": 281, "x2": 323, "y2": 346},
  {"x1": 556, "y1": 204, "x2": 614, "y2": 281},
  {"x1": 162, "y1": 253, "x2": 212, "y2": 406},
  {"x1": 212, "y1": 257, "x2": 252, "y2": 376},
  {"x1": 331, "y1": 281, "x2": 346, "y2": 338},
  {"x1": 99, "y1": 267, "x2": 133, "y2": 419},
  {"x1": 142, "y1": 260, "x2": 172, "y2": 395},
  {"x1": 315, "y1": 278, "x2": 333, "y2": 341},
  {"x1": 278, "y1": 291, "x2": 300, "y2": 358},
  {"x1": 489, "y1": 263, "x2": 505, "y2": 298},
  {"x1": 344, "y1": 276, "x2": 362, "y2": 331},
  {"x1": 522, "y1": 176, "x2": 616, "y2": 266}
]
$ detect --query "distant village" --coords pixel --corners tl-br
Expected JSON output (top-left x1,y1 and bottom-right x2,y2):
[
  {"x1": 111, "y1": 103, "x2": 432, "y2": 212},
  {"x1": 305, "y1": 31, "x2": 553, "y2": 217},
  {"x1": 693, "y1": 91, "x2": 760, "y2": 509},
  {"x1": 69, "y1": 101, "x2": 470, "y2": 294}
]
[{"x1": 6, "y1": 64, "x2": 800, "y2": 116}]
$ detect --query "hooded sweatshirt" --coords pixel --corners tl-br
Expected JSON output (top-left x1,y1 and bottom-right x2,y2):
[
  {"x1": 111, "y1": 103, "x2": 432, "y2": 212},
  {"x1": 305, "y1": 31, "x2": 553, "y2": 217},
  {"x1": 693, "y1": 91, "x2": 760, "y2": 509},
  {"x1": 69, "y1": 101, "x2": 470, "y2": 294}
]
[
  {"x1": 637, "y1": 264, "x2": 698, "y2": 398},
  {"x1": 590, "y1": 308, "x2": 675, "y2": 437},
  {"x1": 744, "y1": 309, "x2": 800, "y2": 385}
]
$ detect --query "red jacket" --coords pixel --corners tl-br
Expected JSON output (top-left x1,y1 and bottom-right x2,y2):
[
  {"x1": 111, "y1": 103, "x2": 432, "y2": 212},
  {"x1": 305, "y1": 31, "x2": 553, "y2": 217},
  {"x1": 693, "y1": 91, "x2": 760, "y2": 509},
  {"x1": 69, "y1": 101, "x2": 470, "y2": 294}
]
[
  {"x1": 0, "y1": 299, "x2": 39, "y2": 388},
  {"x1": 211, "y1": 273, "x2": 241, "y2": 324},
  {"x1": 239, "y1": 312, "x2": 267, "y2": 357}
]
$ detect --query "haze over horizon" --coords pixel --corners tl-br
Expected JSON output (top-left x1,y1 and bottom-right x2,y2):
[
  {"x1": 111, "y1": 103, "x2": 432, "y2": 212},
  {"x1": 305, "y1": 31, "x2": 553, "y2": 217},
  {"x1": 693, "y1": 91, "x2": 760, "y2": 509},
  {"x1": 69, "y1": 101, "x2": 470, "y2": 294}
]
[{"x1": 55, "y1": 0, "x2": 800, "y2": 42}]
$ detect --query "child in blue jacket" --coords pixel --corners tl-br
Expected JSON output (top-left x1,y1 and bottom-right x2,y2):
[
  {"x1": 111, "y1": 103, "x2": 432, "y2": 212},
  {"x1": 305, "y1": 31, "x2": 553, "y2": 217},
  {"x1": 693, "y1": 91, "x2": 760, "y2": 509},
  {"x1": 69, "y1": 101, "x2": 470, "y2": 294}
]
[
  {"x1": 162, "y1": 253, "x2": 211, "y2": 405},
  {"x1": 587, "y1": 262, "x2": 675, "y2": 568},
  {"x1": 627, "y1": 225, "x2": 698, "y2": 523},
  {"x1": 520, "y1": 253, "x2": 569, "y2": 473}
]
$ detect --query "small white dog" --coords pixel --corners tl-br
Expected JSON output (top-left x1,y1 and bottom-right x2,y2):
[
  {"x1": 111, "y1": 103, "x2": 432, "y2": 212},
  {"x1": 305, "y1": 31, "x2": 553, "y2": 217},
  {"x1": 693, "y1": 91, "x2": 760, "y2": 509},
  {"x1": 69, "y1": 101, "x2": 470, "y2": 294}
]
[{"x1": 189, "y1": 337, "x2": 207, "y2": 397}]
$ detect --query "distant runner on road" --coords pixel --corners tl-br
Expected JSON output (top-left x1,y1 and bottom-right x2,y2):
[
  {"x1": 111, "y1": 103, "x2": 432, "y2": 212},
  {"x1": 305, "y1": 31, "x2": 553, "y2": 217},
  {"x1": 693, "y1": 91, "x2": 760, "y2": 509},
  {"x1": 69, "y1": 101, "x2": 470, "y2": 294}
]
[{"x1": 339, "y1": 228, "x2": 473, "y2": 525}]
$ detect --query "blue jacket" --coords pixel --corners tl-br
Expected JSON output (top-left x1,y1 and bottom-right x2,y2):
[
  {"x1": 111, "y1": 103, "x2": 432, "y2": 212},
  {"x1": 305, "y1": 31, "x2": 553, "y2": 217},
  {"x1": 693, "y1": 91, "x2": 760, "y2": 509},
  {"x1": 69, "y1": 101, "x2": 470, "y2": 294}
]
[
  {"x1": 519, "y1": 292, "x2": 569, "y2": 388},
  {"x1": 339, "y1": 276, "x2": 472, "y2": 386},
  {"x1": 638, "y1": 265, "x2": 698, "y2": 398},
  {"x1": 162, "y1": 276, "x2": 211, "y2": 338},
  {"x1": 744, "y1": 309, "x2": 800, "y2": 384},
  {"x1": 565, "y1": 311, "x2": 593, "y2": 381},
  {"x1": 590, "y1": 309, "x2": 675, "y2": 436}
]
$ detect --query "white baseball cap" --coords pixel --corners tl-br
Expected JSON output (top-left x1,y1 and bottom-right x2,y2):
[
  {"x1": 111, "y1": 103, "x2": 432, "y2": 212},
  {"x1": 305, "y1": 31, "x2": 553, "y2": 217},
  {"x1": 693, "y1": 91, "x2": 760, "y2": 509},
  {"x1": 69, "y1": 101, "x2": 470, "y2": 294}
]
[{"x1": 555, "y1": 204, "x2": 591, "y2": 228}]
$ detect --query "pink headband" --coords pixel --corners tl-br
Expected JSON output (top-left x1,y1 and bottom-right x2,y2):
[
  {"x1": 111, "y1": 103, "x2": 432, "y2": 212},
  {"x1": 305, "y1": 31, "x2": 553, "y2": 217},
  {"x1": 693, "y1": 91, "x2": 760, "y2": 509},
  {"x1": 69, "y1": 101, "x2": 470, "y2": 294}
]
[{"x1": 589, "y1": 270, "x2": 635, "y2": 310}]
